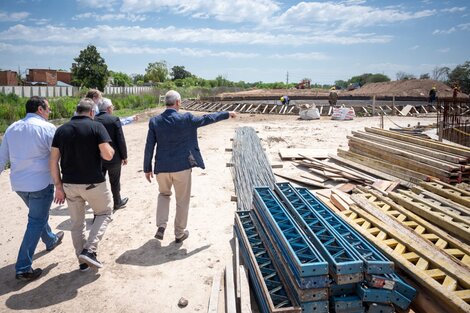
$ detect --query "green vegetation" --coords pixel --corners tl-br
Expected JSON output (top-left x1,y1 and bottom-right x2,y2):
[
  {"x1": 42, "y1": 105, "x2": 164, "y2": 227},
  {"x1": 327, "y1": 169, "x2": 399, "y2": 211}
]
[
  {"x1": 110, "y1": 71, "x2": 133, "y2": 87},
  {"x1": 335, "y1": 73, "x2": 391, "y2": 89},
  {"x1": 72, "y1": 45, "x2": 109, "y2": 91},
  {"x1": 0, "y1": 93, "x2": 162, "y2": 134},
  {"x1": 448, "y1": 61, "x2": 470, "y2": 94}
]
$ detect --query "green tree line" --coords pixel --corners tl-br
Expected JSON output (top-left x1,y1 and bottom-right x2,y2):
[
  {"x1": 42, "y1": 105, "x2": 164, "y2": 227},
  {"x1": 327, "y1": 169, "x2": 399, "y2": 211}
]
[{"x1": 71, "y1": 45, "x2": 470, "y2": 94}]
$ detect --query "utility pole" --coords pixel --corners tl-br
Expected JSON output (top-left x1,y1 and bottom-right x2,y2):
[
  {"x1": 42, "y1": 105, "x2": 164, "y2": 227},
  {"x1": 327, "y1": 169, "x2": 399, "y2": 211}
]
[{"x1": 286, "y1": 71, "x2": 289, "y2": 85}]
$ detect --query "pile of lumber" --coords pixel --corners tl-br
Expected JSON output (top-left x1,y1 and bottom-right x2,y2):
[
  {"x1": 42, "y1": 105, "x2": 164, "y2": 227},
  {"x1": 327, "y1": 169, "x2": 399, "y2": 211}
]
[
  {"x1": 276, "y1": 147, "x2": 407, "y2": 191},
  {"x1": 338, "y1": 127, "x2": 470, "y2": 183}
]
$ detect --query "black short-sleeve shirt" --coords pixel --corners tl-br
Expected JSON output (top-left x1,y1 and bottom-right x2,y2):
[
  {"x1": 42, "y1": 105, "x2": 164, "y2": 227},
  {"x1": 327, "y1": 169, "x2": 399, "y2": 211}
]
[{"x1": 52, "y1": 116, "x2": 111, "y2": 184}]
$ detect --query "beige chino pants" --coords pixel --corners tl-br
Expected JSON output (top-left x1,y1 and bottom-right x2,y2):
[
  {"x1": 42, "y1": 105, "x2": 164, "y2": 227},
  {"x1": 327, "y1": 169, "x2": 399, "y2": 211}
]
[
  {"x1": 63, "y1": 182, "x2": 113, "y2": 259},
  {"x1": 156, "y1": 169, "x2": 192, "y2": 239}
]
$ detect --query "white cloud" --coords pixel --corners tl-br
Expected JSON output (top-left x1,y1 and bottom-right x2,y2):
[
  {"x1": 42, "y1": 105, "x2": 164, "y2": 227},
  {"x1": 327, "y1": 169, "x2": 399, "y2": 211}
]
[
  {"x1": 0, "y1": 41, "x2": 330, "y2": 62},
  {"x1": 120, "y1": 0, "x2": 280, "y2": 23},
  {"x1": 458, "y1": 23, "x2": 470, "y2": 30},
  {"x1": 0, "y1": 24, "x2": 393, "y2": 46},
  {"x1": 269, "y1": 52, "x2": 328, "y2": 60},
  {"x1": 0, "y1": 11, "x2": 30, "y2": 22},
  {"x1": 31, "y1": 18, "x2": 51, "y2": 26},
  {"x1": 106, "y1": 45, "x2": 259, "y2": 58},
  {"x1": 433, "y1": 27, "x2": 456, "y2": 35},
  {"x1": 438, "y1": 48, "x2": 450, "y2": 53},
  {"x1": 441, "y1": 7, "x2": 466, "y2": 13},
  {"x1": 433, "y1": 22, "x2": 470, "y2": 34},
  {"x1": 410, "y1": 45, "x2": 419, "y2": 50},
  {"x1": 77, "y1": 0, "x2": 119, "y2": 10},
  {"x1": 270, "y1": 2, "x2": 435, "y2": 33},
  {"x1": 73, "y1": 12, "x2": 146, "y2": 22},
  {"x1": 0, "y1": 42, "x2": 78, "y2": 55}
]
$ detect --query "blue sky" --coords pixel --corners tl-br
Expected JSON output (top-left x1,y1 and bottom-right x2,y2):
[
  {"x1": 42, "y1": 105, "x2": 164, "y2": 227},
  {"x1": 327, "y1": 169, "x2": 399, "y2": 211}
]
[{"x1": 0, "y1": 0, "x2": 469, "y2": 84}]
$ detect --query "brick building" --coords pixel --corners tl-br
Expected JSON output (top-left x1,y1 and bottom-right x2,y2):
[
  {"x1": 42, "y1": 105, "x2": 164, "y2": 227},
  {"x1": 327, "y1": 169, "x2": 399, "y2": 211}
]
[
  {"x1": 26, "y1": 69, "x2": 73, "y2": 86},
  {"x1": 26, "y1": 69, "x2": 57, "y2": 85},
  {"x1": 0, "y1": 70, "x2": 18, "y2": 86},
  {"x1": 57, "y1": 71, "x2": 72, "y2": 84}
]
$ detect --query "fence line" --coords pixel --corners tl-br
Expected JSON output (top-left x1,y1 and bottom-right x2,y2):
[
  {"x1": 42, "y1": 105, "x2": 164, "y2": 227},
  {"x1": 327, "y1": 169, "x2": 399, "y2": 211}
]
[
  {"x1": 0, "y1": 86, "x2": 156, "y2": 98},
  {"x1": 104, "y1": 86, "x2": 156, "y2": 95},
  {"x1": 0, "y1": 86, "x2": 79, "y2": 97}
]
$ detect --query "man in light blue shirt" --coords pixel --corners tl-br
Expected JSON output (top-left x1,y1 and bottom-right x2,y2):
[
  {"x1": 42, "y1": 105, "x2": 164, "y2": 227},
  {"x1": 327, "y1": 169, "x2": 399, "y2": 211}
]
[{"x1": 0, "y1": 96, "x2": 64, "y2": 281}]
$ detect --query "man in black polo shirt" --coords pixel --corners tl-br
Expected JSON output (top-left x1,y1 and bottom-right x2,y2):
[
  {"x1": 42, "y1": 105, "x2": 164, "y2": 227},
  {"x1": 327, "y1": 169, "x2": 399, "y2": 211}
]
[{"x1": 50, "y1": 98, "x2": 115, "y2": 271}]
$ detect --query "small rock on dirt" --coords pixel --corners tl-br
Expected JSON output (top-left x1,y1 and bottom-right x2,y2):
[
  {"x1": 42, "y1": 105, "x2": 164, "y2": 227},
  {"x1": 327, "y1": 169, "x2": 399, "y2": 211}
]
[{"x1": 178, "y1": 297, "x2": 188, "y2": 308}]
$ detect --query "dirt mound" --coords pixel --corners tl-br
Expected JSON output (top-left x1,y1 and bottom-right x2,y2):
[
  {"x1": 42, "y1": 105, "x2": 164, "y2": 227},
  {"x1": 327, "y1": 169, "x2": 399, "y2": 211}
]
[
  {"x1": 347, "y1": 79, "x2": 467, "y2": 98},
  {"x1": 217, "y1": 79, "x2": 468, "y2": 99}
]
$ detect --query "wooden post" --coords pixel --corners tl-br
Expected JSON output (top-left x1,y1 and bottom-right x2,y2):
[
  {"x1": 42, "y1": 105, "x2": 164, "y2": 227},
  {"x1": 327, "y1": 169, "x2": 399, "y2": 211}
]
[
  {"x1": 438, "y1": 120, "x2": 443, "y2": 142},
  {"x1": 392, "y1": 96, "x2": 396, "y2": 116},
  {"x1": 372, "y1": 96, "x2": 376, "y2": 116}
]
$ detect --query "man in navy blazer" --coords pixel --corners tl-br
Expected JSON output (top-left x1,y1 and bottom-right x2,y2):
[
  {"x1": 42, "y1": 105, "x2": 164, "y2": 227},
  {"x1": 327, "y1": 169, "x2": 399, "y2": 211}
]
[{"x1": 143, "y1": 90, "x2": 236, "y2": 243}]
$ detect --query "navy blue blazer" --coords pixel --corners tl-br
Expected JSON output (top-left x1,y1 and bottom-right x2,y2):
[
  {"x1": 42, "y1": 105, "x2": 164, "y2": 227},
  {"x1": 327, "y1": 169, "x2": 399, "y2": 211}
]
[{"x1": 143, "y1": 109, "x2": 229, "y2": 174}]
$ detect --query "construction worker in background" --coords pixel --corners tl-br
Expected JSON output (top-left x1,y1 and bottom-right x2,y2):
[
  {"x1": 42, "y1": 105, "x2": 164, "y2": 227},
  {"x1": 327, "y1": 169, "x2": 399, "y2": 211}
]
[
  {"x1": 328, "y1": 87, "x2": 338, "y2": 106},
  {"x1": 428, "y1": 86, "x2": 437, "y2": 104},
  {"x1": 280, "y1": 95, "x2": 290, "y2": 105},
  {"x1": 453, "y1": 85, "x2": 460, "y2": 100}
]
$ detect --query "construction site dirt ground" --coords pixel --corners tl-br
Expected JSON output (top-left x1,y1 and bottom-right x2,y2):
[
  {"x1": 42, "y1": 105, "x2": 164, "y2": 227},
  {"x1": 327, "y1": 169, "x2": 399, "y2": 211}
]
[{"x1": 0, "y1": 110, "x2": 437, "y2": 312}]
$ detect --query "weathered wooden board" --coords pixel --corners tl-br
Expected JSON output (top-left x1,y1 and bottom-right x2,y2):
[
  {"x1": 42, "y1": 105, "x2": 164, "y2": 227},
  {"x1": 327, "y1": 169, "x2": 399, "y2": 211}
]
[{"x1": 278, "y1": 148, "x2": 332, "y2": 160}]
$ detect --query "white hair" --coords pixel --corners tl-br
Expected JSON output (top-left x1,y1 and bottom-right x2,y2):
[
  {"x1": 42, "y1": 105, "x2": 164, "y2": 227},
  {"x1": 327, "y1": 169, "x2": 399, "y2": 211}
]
[
  {"x1": 165, "y1": 90, "x2": 181, "y2": 106},
  {"x1": 99, "y1": 97, "x2": 113, "y2": 112}
]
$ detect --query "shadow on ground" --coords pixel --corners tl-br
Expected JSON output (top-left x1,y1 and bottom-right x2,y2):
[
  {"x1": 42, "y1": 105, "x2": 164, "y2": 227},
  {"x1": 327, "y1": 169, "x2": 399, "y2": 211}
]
[
  {"x1": 0, "y1": 261, "x2": 59, "y2": 297},
  {"x1": 115, "y1": 239, "x2": 210, "y2": 266},
  {"x1": 5, "y1": 268, "x2": 100, "y2": 310}
]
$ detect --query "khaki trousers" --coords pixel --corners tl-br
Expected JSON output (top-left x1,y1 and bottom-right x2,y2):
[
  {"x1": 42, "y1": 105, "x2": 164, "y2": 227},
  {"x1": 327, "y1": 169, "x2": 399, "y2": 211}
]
[
  {"x1": 63, "y1": 182, "x2": 113, "y2": 258},
  {"x1": 156, "y1": 169, "x2": 191, "y2": 238}
]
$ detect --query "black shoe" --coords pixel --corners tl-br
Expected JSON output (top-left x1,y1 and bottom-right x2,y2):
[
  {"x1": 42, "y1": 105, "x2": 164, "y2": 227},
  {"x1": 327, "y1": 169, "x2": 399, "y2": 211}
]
[
  {"x1": 46, "y1": 231, "x2": 65, "y2": 251},
  {"x1": 154, "y1": 227, "x2": 165, "y2": 240},
  {"x1": 16, "y1": 268, "x2": 43, "y2": 281},
  {"x1": 175, "y1": 230, "x2": 189, "y2": 243},
  {"x1": 79, "y1": 263, "x2": 90, "y2": 272},
  {"x1": 78, "y1": 249, "x2": 103, "y2": 268},
  {"x1": 114, "y1": 197, "x2": 128, "y2": 211}
]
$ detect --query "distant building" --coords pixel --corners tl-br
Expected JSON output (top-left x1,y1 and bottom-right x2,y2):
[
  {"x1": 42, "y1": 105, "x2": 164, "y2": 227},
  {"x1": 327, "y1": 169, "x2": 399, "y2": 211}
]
[
  {"x1": 0, "y1": 70, "x2": 18, "y2": 86},
  {"x1": 57, "y1": 71, "x2": 72, "y2": 85},
  {"x1": 26, "y1": 69, "x2": 72, "y2": 86}
]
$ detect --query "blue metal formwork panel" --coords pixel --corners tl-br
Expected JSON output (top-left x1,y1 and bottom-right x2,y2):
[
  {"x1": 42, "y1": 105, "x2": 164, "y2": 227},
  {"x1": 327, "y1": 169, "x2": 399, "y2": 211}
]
[
  {"x1": 386, "y1": 273, "x2": 416, "y2": 301},
  {"x1": 271, "y1": 184, "x2": 363, "y2": 281},
  {"x1": 253, "y1": 187, "x2": 328, "y2": 279},
  {"x1": 252, "y1": 207, "x2": 329, "y2": 290},
  {"x1": 385, "y1": 274, "x2": 416, "y2": 310},
  {"x1": 330, "y1": 295, "x2": 364, "y2": 313},
  {"x1": 357, "y1": 284, "x2": 392, "y2": 304},
  {"x1": 366, "y1": 303, "x2": 395, "y2": 313},
  {"x1": 292, "y1": 185, "x2": 395, "y2": 275},
  {"x1": 234, "y1": 211, "x2": 301, "y2": 313},
  {"x1": 250, "y1": 208, "x2": 329, "y2": 306}
]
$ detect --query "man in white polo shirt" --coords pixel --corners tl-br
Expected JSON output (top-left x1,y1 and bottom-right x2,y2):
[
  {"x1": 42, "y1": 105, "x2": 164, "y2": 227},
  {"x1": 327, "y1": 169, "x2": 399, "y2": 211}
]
[{"x1": 0, "y1": 96, "x2": 64, "y2": 281}]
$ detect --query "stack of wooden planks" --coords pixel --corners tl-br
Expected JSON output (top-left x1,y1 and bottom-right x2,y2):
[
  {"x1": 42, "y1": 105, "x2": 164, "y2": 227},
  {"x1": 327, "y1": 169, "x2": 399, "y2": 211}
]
[
  {"x1": 275, "y1": 147, "x2": 406, "y2": 191},
  {"x1": 338, "y1": 127, "x2": 470, "y2": 184}
]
